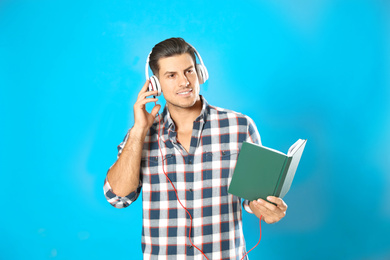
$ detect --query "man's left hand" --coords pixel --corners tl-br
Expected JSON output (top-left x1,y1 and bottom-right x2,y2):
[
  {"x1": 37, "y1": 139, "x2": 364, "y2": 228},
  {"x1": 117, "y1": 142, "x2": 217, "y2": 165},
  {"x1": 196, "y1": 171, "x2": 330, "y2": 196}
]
[{"x1": 249, "y1": 196, "x2": 288, "y2": 224}]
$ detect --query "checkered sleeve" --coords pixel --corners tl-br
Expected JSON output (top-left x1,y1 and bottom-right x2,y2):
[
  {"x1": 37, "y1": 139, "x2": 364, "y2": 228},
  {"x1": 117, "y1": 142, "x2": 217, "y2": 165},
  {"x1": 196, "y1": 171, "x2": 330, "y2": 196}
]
[
  {"x1": 243, "y1": 116, "x2": 261, "y2": 214},
  {"x1": 103, "y1": 177, "x2": 142, "y2": 208},
  {"x1": 245, "y1": 116, "x2": 261, "y2": 145},
  {"x1": 103, "y1": 129, "x2": 142, "y2": 208}
]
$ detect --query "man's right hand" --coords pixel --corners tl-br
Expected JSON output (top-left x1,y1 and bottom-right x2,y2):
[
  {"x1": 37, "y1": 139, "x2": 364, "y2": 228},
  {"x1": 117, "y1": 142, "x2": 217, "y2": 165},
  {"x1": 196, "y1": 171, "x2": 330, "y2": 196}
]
[{"x1": 133, "y1": 80, "x2": 161, "y2": 131}]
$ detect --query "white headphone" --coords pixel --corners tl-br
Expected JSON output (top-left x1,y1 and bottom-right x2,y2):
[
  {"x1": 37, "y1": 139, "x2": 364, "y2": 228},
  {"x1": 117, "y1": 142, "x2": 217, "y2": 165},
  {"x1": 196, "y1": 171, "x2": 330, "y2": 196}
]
[{"x1": 145, "y1": 42, "x2": 209, "y2": 96}]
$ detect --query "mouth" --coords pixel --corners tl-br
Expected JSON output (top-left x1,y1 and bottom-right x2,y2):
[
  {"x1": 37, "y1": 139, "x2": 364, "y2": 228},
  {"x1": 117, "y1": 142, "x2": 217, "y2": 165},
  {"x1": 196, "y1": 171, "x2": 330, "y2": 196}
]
[{"x1": 176, "y1": 88, "x2": 193, "y2": 96}]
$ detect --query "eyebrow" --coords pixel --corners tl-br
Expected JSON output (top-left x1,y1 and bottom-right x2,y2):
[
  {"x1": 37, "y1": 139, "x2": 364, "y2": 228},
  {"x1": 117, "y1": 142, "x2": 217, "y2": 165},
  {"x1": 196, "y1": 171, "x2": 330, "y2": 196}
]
[{"x1": 163, "y1": 65, "x2": 194, "y2": 76}]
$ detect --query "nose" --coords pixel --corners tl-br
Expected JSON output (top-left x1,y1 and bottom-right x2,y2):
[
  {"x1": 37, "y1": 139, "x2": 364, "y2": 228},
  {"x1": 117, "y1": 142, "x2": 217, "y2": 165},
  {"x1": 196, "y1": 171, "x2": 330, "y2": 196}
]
[{"x1": 178, "y1": 73, "x2": 190, "y2": 87}]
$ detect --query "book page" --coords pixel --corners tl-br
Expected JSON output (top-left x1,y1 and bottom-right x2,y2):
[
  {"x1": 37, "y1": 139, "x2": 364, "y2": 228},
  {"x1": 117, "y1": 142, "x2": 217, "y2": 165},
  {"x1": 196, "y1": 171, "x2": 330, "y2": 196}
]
[{"x1": 287, "y1": 139, "x2": 306, "y2": 156}]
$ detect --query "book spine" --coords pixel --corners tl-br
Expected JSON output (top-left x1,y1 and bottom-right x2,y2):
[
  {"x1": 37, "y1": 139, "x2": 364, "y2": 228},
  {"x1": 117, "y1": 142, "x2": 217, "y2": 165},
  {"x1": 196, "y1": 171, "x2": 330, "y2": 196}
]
[{"x1": 273, "y1": 157, "x2": 292, "y2": 197}]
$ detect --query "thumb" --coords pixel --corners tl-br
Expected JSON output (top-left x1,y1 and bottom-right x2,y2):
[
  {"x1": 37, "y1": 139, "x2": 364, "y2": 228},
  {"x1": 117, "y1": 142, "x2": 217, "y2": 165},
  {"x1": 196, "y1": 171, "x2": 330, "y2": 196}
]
[{"x1": 150, "y1": 104, "x2": 161, "y2": 118}]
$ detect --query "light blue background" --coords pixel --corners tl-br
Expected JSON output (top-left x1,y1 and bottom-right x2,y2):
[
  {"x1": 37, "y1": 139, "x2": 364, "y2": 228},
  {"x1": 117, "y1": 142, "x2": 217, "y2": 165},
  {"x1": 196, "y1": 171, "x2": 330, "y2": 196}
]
[{"x1": 1, "y1": 0, "x2": 389, "y2": 259}]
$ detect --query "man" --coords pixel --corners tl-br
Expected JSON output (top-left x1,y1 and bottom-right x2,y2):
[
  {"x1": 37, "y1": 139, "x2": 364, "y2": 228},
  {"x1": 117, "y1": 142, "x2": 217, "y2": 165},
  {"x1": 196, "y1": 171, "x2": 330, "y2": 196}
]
[{"x1": 104, "y1": 37, "x2": 288, "y2": 259}]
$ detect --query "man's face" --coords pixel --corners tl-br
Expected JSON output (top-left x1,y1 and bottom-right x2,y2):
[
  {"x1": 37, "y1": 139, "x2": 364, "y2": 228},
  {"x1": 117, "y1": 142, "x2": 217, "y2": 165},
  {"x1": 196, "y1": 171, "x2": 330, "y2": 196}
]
[{"x1": 157, "y1": 53, "x2": 200, "y2": 110}]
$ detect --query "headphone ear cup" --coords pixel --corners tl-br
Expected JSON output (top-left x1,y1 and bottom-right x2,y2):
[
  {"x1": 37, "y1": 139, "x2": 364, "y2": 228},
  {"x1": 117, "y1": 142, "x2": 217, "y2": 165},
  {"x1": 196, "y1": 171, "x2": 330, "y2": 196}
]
[
  {"x1": 149, "y1": 75, "x2": 162, "y2": 96},
  {"x1": 196, "y1": 64, "x2": 208, "y2": 85}
]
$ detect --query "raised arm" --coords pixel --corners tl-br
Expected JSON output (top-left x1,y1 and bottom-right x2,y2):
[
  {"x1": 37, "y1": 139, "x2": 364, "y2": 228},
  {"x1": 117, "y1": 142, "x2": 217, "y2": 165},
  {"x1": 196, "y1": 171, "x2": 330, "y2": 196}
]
[{"x1": 106, "y1": 80, "x2": 161, "y2": 197}]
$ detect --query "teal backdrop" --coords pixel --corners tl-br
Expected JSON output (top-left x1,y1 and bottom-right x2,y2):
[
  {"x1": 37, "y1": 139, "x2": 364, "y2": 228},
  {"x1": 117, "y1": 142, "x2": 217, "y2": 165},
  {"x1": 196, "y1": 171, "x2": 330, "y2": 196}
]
[{"x1": 1, "y1": 0, "x2": 389, "y2": 259}]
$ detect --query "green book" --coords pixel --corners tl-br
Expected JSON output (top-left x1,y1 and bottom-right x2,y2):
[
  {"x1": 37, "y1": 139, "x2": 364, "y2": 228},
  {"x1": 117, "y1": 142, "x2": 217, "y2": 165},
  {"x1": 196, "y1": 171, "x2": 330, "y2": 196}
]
[{"x1": 228, "y1": 139, "x2": 307, "y2": 202}]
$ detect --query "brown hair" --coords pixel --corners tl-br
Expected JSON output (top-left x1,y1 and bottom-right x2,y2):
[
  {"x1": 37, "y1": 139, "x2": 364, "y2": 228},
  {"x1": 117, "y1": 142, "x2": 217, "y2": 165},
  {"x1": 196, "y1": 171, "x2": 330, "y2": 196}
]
[{"x1": 149, "y1": 37, "x2": 197, "y2": 77}]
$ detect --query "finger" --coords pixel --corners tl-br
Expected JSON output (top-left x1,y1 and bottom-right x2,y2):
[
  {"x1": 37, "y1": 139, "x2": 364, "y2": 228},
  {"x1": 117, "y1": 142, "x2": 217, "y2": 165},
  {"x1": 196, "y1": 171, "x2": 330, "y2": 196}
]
[
  {"x1": 267, "y1": 196, "x2": 288, "y2": 211},
  {"x1": 255, "y1": 199, "x2": 286, "y2": 217},
  {"x1": 255, "y1": 198, "x2": 278, "y2": 212},
  {"x1": 251, "y1": 200, "x2": 275, "y2": 220},
  {"x1": 135, "y1": 98, "x2": 158, "y2": 108},
  {"x1": 150, "y1": 104, "x2": 161, "y2": 118},
  {"x1": 137, "y1": 90, "x2": 159, "y2": 101},
  {"x1": 252, "y1": 199, "x2": 287, "y2": 224},
  {"x1": 137, "y1": 80, "x2": 150, "y2": 98}
]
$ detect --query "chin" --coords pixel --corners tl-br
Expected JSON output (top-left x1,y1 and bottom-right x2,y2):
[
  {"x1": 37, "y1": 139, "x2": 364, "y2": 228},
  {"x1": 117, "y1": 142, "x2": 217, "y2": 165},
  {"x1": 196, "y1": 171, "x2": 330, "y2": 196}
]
[
  {"x1": 170, "y1": 101, "x2": 196, "y2": 109},
  {"x1": 168, "y1": 97, "x2": 199, "y2": 109}
]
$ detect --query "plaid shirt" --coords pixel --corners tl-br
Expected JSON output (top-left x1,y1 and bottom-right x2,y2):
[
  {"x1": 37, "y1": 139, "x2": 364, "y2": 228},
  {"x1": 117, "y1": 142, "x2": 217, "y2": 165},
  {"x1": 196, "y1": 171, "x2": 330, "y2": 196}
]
[{"x1": 104, "y1": 96, "x2": 261, "y2": 260}]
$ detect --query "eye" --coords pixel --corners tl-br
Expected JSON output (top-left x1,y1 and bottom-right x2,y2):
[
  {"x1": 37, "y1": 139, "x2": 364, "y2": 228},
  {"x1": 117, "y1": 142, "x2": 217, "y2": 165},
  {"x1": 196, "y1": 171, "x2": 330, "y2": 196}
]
[
  {"x1": 167, "y1": 74, "x2": 175, "y2": 78},
  {"x1": 186, "y1": 69, "x2": 194, "y2": 74}
]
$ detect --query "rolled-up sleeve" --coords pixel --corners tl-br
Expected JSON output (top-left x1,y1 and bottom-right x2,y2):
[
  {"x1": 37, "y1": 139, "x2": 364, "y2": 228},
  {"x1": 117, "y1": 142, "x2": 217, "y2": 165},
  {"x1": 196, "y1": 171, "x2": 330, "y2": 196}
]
[
  {"x1": 246, "y1": 116, "x2": 261, "y2": 146},
  {"x1": 103, "y1": 129, "x2": 142, "y2": 208},
  {"x1": 242, "y1": 199, "x2": 254, "y2": 214},
  {"x1": 103, "y1": 178, "x2": 142, "y2": 208}
]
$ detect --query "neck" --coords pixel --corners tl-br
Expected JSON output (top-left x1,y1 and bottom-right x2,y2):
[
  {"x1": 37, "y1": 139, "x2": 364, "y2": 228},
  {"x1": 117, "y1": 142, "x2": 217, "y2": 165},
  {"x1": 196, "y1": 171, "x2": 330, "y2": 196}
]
[{"x1": 168, "y1": 96, "x2": 202, "y2": 133}]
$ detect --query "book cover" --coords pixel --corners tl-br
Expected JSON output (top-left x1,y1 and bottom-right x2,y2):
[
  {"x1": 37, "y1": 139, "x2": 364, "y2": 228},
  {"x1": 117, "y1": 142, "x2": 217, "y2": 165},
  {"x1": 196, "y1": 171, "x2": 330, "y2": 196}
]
[{"x1": 228, "y1": 139, "x2": 307, "y2": 202}]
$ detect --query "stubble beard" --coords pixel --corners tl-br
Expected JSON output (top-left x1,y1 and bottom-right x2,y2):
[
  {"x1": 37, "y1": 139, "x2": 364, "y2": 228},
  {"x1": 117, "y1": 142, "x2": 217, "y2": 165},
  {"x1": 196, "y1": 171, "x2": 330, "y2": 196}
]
[{"x1": 166, "y1": 95, "x2": 200, "y2": 110}]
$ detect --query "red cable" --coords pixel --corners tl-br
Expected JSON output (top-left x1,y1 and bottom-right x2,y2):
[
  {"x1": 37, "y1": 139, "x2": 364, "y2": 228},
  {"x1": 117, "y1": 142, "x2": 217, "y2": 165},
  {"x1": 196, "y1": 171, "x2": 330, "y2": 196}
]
[
  {"x1": 155, "y1": 104, "x2": 262, "y2": 260},
  {"x1": 240, "y1": 216, "x2": 262, "y2": 260},
  {"x1": 157, "y1": 111, "x2": 210, "y2": 260}
]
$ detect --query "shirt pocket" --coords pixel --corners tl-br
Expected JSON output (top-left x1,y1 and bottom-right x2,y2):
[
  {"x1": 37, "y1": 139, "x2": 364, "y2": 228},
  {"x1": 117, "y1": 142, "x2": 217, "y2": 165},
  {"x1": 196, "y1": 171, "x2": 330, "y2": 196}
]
[
  {"x1": 141, "y1": 154, "x2": 177, "y2": 190},
  {"x1": 203, "y1": 149, "x2": 239, "y2": 163},
  {"x1": 220, "y1": 149, "x2": 239, "y2": 164},
  {"x1": 202, "y1": 149, "x2": 240, "y2": 179},
  {"x1": 220, "y1": 149, "x2": 240, "y2": 180}
]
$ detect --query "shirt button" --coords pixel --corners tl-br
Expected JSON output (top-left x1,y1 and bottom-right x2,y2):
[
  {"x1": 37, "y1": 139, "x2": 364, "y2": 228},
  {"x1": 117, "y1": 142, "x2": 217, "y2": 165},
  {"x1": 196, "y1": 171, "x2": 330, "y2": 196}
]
[
  {"x1": 189, "y1": 188, "x2": 193, "y2": 192},
  {"x1": 188, "y1": 159, "x2": 192, "y2": 164},
  {"x1": 189, "y1": 245, "x2": 193, "y2": 249}
]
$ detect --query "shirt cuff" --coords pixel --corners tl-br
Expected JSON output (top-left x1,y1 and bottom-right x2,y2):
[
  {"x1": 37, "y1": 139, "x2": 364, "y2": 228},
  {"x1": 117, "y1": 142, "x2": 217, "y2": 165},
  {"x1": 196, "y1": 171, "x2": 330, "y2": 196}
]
[
  {"x1": 242, "y1": 199, "x2": 254, "y2": 214},
  {"x1": 103, "y1": 178, "x2": 142, "y2": 208}
]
